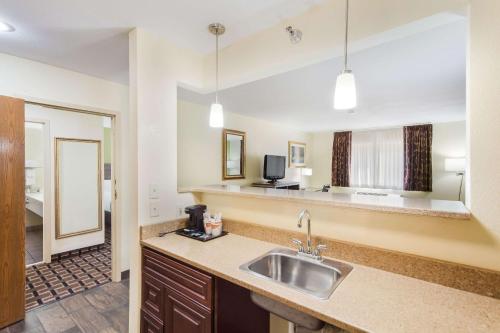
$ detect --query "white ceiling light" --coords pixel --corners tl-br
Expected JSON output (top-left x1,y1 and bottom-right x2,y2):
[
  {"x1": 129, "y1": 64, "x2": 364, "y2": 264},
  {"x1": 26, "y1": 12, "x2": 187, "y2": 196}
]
[
  {"x1": 0, "y1": 21, "x2": 15, "y2": 32},
  {"x1": 208, "y1": 23, "x2": 225, "y2": 128},
  {"x1": 334, "y1": 0, "x2": 357, "y2": 110}
]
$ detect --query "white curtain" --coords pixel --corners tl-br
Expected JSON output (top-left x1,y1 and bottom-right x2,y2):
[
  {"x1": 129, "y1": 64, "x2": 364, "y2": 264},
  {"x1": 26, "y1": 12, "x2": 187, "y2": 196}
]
[{"x1": 350, "y1": 128, "x2": 404, "y2": 189}]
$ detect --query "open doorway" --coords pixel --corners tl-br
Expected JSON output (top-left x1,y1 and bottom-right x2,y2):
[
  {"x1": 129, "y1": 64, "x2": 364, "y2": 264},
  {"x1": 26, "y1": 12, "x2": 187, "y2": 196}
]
[
  {"x1": 25, "y1": 121, "x2": 45, "y2": 266},
  {"x1": 24, "y1": 104, "x2": 118, "y2": 311}
]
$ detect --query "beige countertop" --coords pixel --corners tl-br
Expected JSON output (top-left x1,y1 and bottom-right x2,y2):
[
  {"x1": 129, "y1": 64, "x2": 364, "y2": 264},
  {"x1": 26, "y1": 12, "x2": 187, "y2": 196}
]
[
  {"x1": 141, "y1": 233, "x2": 500, "y2": 333},
  {"x1": 185, "y1": 185, "x2": 471, "y2": 219}
]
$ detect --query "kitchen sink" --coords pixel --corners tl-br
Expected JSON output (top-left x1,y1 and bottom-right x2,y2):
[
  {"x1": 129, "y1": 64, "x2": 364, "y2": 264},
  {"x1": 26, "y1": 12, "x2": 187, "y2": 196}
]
[{"x1": 240, "y1": 248, "x2": 353, "y2": 299}]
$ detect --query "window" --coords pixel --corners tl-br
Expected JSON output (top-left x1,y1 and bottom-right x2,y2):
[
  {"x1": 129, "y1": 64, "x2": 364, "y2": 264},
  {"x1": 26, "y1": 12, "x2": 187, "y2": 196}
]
[{"x1": 350, "y1": 128, "x2": 404, "y2": 189}]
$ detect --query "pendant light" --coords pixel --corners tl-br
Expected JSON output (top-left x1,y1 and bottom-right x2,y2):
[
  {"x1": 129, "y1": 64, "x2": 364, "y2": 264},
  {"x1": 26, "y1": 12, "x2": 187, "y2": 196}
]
[
  {"x1": 334, "y1": 0, "x2": 357, "y2": 110},
  {"x1": 208, "y1": 23, "x2": 225, "y2": 128}
]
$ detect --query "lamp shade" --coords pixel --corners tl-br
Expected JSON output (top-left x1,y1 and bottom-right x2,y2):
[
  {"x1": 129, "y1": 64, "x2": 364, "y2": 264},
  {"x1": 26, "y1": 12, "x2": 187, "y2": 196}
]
[
  {"x1": 301, "y1": 168, "x2": 313, "y2": 176},
  {"x1": 444, "y1": 158, "x2": 465, "y2": 172},
  {"x1": 209, "y1": 103, "x2": 224, "y2": 128},
  {"x1": 334, "y1": 70, "x2": 357, "y2": 110}
]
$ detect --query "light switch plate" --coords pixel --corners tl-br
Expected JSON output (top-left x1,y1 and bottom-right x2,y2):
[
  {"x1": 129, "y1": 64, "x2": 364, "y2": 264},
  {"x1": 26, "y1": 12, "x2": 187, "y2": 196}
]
[
  {"x1": 149, "y1": 184, "x2": 160, "y2": 199},
  {"x1": 176, "y1": 205, "x2": 185, "y2": 217},
  {"x1": 150, "y1": 201, "x2": 160, "y2": 217}
]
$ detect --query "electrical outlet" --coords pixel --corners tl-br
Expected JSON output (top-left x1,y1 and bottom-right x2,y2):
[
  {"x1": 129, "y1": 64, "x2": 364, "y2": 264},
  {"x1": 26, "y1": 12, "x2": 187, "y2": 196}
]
[
  {"x1": 176, "y1": 205, "x2": 185, "y2": 217},
  {"x1": 149, "y1": 184, "x2": 160, "y2": 199},
  {"x1": 150, "y1": 201, "x2": 160, "y2": 217}
]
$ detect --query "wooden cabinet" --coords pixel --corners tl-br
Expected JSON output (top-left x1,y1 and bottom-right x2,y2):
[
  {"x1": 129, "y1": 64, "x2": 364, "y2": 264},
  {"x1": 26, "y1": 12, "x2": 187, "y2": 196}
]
[
  {"x1": 141, "y1": 247, "x2": 269, "y2": 333},
  {"x1": 141, "y1": 310, "x2": 163, "y2": 333},
  {"x1": 165, "y1": 290, "x2": 211, "y2": 333},
  {"x1": 141, "y1": 248, "x2": 213, "y2": 333}
]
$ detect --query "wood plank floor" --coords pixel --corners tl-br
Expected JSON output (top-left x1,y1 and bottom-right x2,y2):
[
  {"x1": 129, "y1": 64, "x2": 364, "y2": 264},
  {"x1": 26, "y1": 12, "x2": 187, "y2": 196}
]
[{"x1": 1, "y1": 280, "x2": 129, "y2": 333}]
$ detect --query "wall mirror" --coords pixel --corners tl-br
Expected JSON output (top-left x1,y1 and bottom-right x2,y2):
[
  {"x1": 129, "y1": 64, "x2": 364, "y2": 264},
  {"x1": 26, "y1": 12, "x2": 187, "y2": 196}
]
[
  {"x1": 55, "y1": 138, "x2": 102, "y2": 239},
  {"x1": 177, "y1": 14, "x2": 467, "y2": 203},
  {"x1": 223, "y1": 129, "x2": 246, "y2": 180}
]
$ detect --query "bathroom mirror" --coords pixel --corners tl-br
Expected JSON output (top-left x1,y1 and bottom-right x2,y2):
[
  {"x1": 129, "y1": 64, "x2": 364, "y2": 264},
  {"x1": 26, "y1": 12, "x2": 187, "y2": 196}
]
[
  {"x1": 223, "y1": 129, "x2": 246, "y2": 180},
  {"x1": 55, "y1": 138, "x2": 102, "y2": 239}
]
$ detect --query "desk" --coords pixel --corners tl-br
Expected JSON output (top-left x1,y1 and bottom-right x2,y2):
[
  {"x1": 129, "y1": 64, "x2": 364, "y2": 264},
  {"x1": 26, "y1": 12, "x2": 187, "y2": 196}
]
[{"x1": 251, "y1": 181, "x2": 300, "y2": 190}]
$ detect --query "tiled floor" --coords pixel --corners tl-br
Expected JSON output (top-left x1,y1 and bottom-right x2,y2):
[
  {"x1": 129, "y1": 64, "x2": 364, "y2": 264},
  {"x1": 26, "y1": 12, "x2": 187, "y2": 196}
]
[
  {"x1": 26, "y1": 228, "x2": 43, "y2": 265},
  {"x1": 1, "y1": 280, "x2": 129, "y2": 333},
  {"x1": 25, "y1": 221, "x2": 112, "y2": 311}
]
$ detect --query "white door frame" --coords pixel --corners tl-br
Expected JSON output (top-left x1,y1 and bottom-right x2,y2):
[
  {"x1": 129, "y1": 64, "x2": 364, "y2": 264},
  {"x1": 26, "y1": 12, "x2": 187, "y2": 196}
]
[{"x1": 24, "y1": 99, "x2": 123, "y2": 282}]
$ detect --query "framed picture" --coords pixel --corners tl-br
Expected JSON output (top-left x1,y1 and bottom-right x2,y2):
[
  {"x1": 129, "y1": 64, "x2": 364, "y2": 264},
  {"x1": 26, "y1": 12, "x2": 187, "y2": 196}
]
[{"x1": 288, "y1": 141, "x2": 306, "y2": 168}]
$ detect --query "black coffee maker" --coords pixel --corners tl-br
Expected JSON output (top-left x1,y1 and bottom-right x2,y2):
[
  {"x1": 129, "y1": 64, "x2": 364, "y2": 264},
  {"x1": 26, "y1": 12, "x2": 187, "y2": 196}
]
[{"x1": 185, "y1": 205, "x2": 207, "y2": 232}]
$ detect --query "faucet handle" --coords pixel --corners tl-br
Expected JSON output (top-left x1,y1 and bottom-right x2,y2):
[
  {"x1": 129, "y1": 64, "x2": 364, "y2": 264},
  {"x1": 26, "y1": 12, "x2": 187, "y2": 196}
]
[
  {"x1": 291, "y1": 238, "x2": 305, "y2": 253},
  {"x1": 313, "y1": 244, "x2": 327, "y2": 258}
]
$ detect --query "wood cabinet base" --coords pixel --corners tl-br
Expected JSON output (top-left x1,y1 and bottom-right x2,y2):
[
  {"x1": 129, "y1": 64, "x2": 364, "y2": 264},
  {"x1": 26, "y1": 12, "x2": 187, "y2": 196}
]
[{"x1": 141, "y1": 247, "x2": 269, "y2": 333}]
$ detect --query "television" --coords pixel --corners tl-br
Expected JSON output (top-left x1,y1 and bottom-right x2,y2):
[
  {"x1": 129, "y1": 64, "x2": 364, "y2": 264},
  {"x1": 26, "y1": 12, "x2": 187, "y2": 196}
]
[{"x1": 264, "y1": 155, "x2": 286, "y2": 183}]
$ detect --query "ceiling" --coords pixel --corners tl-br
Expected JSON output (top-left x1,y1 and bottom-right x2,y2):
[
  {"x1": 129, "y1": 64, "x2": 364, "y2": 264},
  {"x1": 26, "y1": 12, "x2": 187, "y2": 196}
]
[
  {"x1": 179, "y1": 20, "x2": 466, "y2": 132},
  {"x1": 0, "y1": 0, "x2": 324, "y2": 84}
]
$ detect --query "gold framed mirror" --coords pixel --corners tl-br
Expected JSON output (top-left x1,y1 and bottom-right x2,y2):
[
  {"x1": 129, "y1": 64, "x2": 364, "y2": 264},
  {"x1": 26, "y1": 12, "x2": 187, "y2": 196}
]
[
  {"x1": 55, "y1": 137, "x2": 102, "y2": 239},
  {"x1": 222, "y1": 129, "x2": 246, "y2": 180}
]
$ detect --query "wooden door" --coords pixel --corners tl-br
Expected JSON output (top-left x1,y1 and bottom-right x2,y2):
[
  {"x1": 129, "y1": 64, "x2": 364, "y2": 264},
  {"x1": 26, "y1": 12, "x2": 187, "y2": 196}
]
[
  {"x1": 0, "y1": 96, "x2": 25, "y2": 328},
  {"x1": 165, "y1": 290, "x2": 211, "y2": 333}
]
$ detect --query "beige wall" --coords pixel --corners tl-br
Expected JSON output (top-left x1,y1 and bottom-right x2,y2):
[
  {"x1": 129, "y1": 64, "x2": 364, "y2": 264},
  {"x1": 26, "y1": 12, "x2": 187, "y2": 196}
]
[
  {"x1": 309, "y1": 121, "x2": 466, "y2": 201},
  {"x1": 203, "y1": 0, "x2": 467, "y2": 91},
  {"x1": 468, "y1": 0, "x2": 500, "y2": 232},
  {"x1": 178, "y1": 100, "x2": 312, "y2": 188},
  {"x1": 430, "y1": 121, "x2": 466, "y2": 201},
  {"x1": 0, "y1": 51, "x2": 131, "y2": 275},
  {"x1": 128, "y1": 28, "x2": 205, "y2": 332},
  {"x1": 198, "y1": 192, "x2": 500, "y2": 272}
]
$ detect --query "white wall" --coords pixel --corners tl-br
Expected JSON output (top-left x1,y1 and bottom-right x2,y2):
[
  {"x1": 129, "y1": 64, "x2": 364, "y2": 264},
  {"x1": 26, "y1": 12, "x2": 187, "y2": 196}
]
[
  {"x1": 0, "y1": 52, "x2": 131, "y2": 273},
  {"x1": 430, "y1": 121, "x2": 466, "y2": 200},
  {"x1": 128, "y1": 28, "x2": 205, "y2": 332},
  {"x1": 309, "y1": 121, "x2": 466, "y2": 200},
  {"x1": 203, "y1": 0, "x2": 468, "y2": 91},
  {"x1": 26, "y1": 104, "x2": 105, "y2": 254},
  {"x1": 25, "y1": 125, "x2": 44, "y2": 189},
  {"x1": 178, "y1": 100, "x2": 312, "y2": 188}
]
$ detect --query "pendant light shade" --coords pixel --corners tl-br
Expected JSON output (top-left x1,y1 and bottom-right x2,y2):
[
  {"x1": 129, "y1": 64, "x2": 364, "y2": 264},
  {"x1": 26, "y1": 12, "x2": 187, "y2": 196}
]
[
  {"x1": 208, "y1": 23, "x2": 225, "y2": 128},
  {"x1": 334, "y1": 0, "x2": 357, "y2": 111},
  {"x1": 209, "y1": 103, "x2": 224, "y2": 127},
  {"x1": 334, "y1": 70, "x2": 357, "y2": 110}
]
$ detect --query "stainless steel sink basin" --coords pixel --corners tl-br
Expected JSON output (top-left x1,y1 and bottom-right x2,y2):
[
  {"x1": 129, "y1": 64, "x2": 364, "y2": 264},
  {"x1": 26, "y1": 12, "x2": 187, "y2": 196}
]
[{"x1": 240, "y1": 248, "x2": 353, "y2": 299}]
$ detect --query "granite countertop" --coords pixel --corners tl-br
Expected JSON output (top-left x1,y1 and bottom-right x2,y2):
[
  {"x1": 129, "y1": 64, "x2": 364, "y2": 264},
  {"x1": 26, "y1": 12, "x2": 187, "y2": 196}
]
[
  {"x1": 142, "y1": 233, "x2": 500, "y2": 333},
  {"x1": 185, "y1": 185, "x2": 471, "y2": 219}
]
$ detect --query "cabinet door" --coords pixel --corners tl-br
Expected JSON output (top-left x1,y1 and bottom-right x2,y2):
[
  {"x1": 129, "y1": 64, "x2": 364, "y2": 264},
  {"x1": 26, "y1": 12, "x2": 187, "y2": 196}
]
[
  {"x1": 165, "y1": 290, "x2": 211, "y2": 333},
  {"x1": 141, "y1": 310, "x2": 163, "y2": 333}
]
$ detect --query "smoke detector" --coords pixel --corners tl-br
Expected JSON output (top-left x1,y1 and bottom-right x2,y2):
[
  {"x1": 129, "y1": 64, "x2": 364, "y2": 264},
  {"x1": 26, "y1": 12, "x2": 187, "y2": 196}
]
[{"x1": 286, "y1": 26, "x2": 302, "y2": 44}]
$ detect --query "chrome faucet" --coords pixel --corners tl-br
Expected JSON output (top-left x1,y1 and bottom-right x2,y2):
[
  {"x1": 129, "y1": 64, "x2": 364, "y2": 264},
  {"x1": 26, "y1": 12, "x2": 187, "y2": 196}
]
[
  {"x1": 293, "y1": 209, "x2": 327, "y2": 261},
  {"x1": 297, "y1": 209, "x2": 312, "y2": 254}
]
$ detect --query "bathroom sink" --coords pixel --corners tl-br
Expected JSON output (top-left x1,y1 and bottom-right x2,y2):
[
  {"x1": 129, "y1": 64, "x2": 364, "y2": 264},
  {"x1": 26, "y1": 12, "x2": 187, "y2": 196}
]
[{"x1": 240, "y1": 248, "x2": 352, "y2": 299}]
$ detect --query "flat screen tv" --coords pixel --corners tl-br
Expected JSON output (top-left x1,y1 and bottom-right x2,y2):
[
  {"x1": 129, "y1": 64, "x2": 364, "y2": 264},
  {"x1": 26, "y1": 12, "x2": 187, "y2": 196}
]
[{"x1": 264, "y1": 155, "x2": 286, "y2": 183}]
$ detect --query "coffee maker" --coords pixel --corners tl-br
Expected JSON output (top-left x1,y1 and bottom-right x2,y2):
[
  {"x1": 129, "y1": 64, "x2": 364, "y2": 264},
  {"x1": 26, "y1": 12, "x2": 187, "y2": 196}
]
[{"x1": 184, "y1": 204, "x2": 207, "y2": 232}]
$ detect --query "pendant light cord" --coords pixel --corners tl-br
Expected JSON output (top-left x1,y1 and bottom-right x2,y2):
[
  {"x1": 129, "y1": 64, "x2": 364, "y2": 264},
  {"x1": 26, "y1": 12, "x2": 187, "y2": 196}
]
[
  {"x1": 215, "y1": 32, "x2": 219, "y2": 104},
  {"x1": 343, "y1": 0, "x2": 349, "y2": 71}
]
